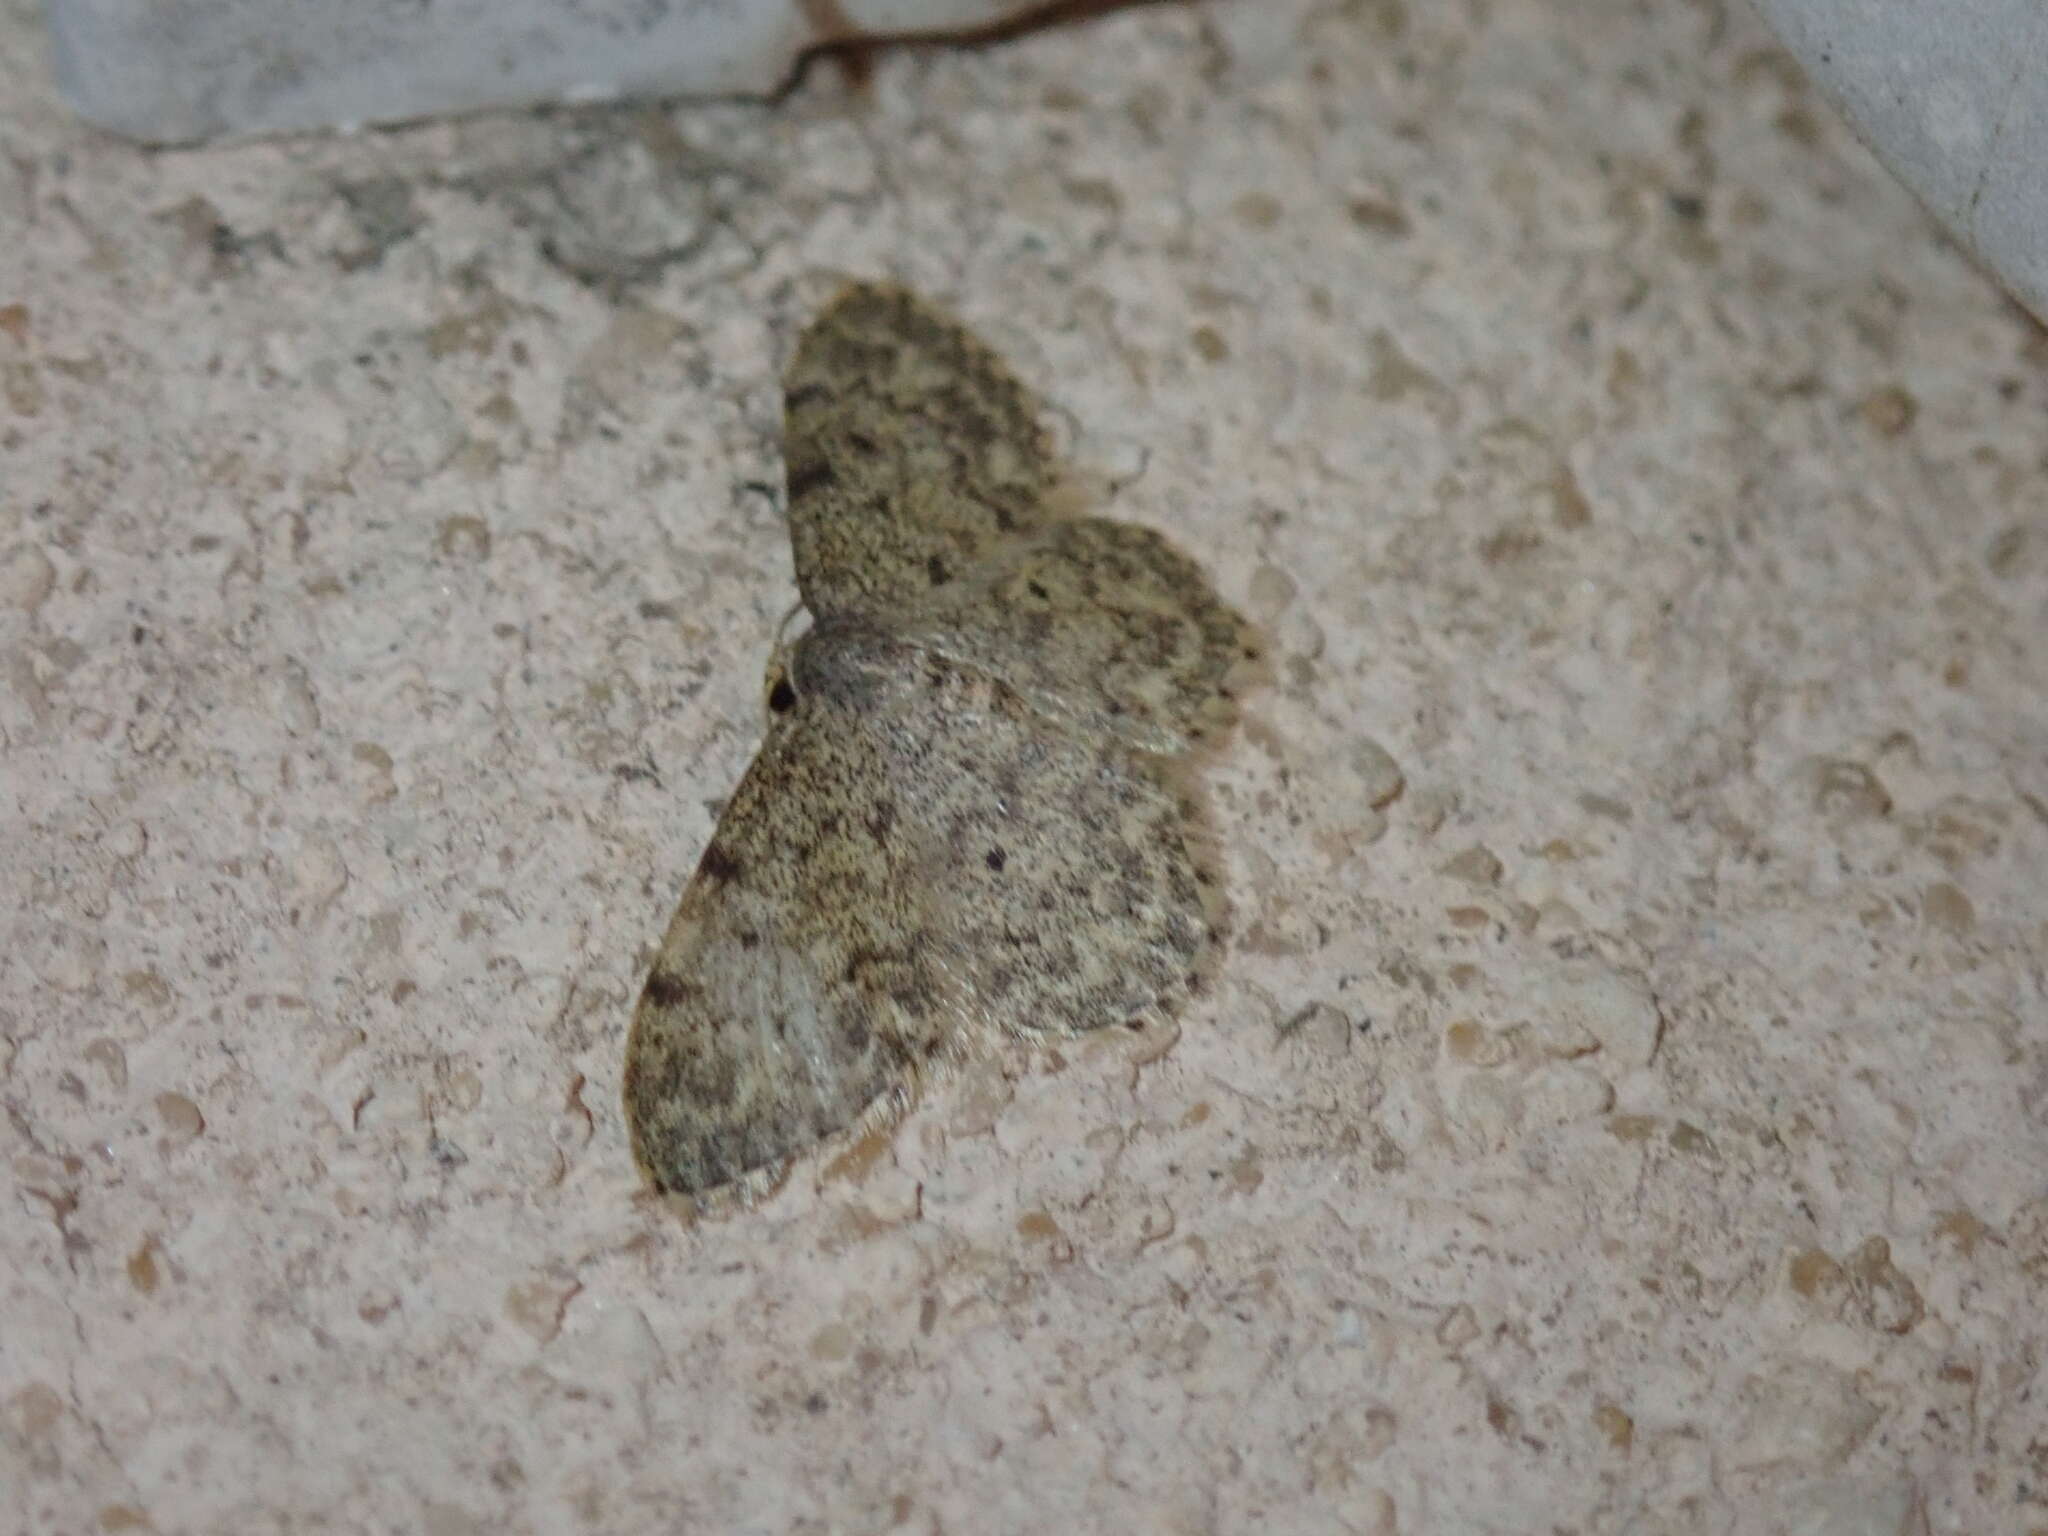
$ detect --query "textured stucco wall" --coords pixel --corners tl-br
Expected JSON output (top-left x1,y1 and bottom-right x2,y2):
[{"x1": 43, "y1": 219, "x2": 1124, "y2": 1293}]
[{"x1": 3, "y1": 0, "x2": 2045, "y2": 1531}]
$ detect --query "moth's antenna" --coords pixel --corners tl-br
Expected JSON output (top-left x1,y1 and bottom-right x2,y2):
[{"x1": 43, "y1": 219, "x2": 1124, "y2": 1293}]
[
  {"x1": 770, "y1": 600, "x2": 809, "y2": 666},
  {"x1": 760, "y1": 601, "x2": 812, "y2": 724}
]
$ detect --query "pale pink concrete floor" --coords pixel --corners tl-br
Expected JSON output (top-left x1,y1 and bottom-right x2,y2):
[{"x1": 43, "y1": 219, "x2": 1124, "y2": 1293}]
[{"x1": 3, "y1": 1, "x2": 2045, "y2": 1532}]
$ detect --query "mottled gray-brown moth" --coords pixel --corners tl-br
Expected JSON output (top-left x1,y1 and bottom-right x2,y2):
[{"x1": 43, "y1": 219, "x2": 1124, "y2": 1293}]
[{"x1": 624, "y1": 283, "x2": 1258, "y2": 1198}]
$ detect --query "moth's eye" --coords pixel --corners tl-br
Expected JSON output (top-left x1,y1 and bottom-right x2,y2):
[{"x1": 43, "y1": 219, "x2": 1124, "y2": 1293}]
[{"x1": 767, "y1": 676, "x2": 798, "y2": 714}]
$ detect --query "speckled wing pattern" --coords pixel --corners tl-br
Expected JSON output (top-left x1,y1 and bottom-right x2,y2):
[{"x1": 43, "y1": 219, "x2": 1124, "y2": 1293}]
[
  {"x1": 621, "y1": 679, "x2": 958, "y2": 1197},
  {"x1": 624, "y1": 282, "x2": 1258, "y2": 1199},
  {"x1": 899, "y1": 516, "x2": 1255, "y2": 756},
  {"x1": 780, "y1": 281, "x2": 1059, "y2": 622}
]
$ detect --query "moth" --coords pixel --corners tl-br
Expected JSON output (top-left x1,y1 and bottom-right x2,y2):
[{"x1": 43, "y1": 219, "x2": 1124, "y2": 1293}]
[{"x1": 623, "y1": 282, "x2": 1258, "y2": 1198}]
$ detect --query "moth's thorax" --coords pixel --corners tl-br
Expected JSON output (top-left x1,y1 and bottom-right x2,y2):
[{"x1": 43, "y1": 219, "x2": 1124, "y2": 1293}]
[{"x1": 785, "y1": 616, "x2": 923, "y2": 709}]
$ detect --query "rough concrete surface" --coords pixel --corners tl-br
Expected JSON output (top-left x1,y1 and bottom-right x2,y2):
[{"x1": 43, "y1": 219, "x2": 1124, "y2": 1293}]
[
  {"x1": 1749, "y1": 0, "x2": 2048, "y2": 328},
  {"x1": 3, "y1": 0, "x2": 2045, "y2": 1531}
]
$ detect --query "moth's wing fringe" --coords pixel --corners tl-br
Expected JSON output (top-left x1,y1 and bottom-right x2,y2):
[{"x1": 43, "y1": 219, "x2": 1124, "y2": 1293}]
[{"x1": 635, "y1": 1004, "x2": 993, "y2": 1219}]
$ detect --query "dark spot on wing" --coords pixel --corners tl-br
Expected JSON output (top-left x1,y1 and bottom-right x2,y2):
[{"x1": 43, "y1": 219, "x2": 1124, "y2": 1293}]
[
  {"x1": 985, "y1": 847, "x2": 1007, "y2": 872},
  {"x1": 699, "y1": 842, "x2": 744, "y2": 885},
  {"x1": 786, "y1": 457, "x2": 837, "y2": 500},
  {"x1": 927, "y1": 553, "x2": 950, "y2": 585},
  {"x1": 642, "y1": 968, "x2": 697, "y2": 1009}
]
